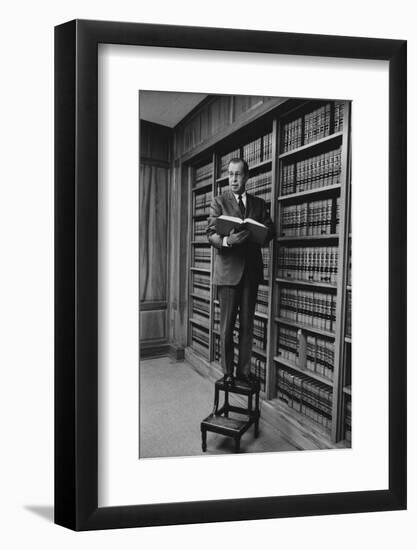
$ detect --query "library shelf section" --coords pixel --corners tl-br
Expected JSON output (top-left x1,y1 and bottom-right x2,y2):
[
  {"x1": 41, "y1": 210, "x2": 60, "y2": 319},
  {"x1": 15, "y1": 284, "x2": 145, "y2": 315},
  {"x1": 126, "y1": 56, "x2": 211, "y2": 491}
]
[{"x1": 187, "y1": 99, "x2": 351, "y2": 444}]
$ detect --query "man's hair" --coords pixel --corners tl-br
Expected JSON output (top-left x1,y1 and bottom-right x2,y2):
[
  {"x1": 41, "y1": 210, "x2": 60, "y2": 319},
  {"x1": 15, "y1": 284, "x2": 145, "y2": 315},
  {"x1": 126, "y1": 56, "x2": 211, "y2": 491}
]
[{"x1": 228, "y1": 158, "x2": 249, "y2": 177}]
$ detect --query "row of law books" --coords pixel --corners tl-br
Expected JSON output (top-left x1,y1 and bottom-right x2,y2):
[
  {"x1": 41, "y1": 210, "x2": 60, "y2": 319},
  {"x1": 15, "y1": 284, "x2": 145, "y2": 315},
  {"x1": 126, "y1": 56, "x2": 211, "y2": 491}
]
[
  {"x1": 277, "y1": 326, "x2": 298, "y2": 364},
  {"x1": 191, "y1": 311, "x2": 210, "y2": 328},
  {"x1": 279, "y1": 288, "x2": 337, "y2": 332},
  {"x1": 191, "y1": 325, "x2": 209, "y2": 346},
  {"x1": 303, "y1": 104, "x2": 331, "y2": 146},
  {"x1": 306, "y1": 334, "x2": 335, "y2": 380},
  {"x1": 280, "y1": 198, "x2": 340, "y2": 237},
  {"x1": 245, "y1": 171, "x2": 272, "y2": 198},
  {"x1": 281, "y1": 148, "x2": 342, "y2": 195},
  {"x1": 282, "y1": 103, "x2": 335, "y2": 153},
  {"x1": 252, "y1": 317, "x2": 268, "y2": 350},
  {"x1": 277, "y1": 367, "x2": 332, "y2": 429},
  {"x1": 193, "y1": 272, "x2": 210, "y2": 289},
  {"x1": 193, "y1": 262, "x2": 210, "y2": 271},
  {"x1": 263, "y1": 132, "x2": 273, "y2": 162},
  {"x1": 242, "y1": 131, "x2": 274, "y2": 167},
  {"x1": 192, "y1": 339, "x2": 209, "y2": 358},
  {"x1": 195, "y1": 162, "x2": 213, "y2": 184},
  {"x1": 262, "y1": 248, "x2": 270, "y2": 280},
  {"x1": 194, "y1": 248, "x2": 211, "y2": 262},
  {"x1": 243, "y1": 136, "x2": 263, "y2": 167},
  {"x1": 256, "y1": 284, "x2": 269, "y2": 315},
  {"x1": 277, "y1": 328, "x2": 335, "y2": 381},
  {"x1": 282, "y1": 116, "x2": 303, "y2": 152},
  {"x1": 334, "y1": 101, "x2": 345, "y2": 133},
  {"x1": 193, "y1": 219, "x2": 209, "y2": 240},
  {"x1": 276, "y1": 246, "x2": 339, "y2": 285},
  {"x1": 192, "y1": 296, "x2": 210, "y2": 316},
  {"x1": 192, "y1": 284, "x2": 210, "y2": 301},
  {"x1": 194, "y1": 191, "x2": 212, "y2": 216}
]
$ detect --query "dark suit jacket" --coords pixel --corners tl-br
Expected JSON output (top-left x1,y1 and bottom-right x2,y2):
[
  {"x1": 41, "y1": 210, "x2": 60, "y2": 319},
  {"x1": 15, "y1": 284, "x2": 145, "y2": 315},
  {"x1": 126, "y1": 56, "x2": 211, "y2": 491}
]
[{"x1": 207, "y1": 189, "x2": 275, "y2": 285}]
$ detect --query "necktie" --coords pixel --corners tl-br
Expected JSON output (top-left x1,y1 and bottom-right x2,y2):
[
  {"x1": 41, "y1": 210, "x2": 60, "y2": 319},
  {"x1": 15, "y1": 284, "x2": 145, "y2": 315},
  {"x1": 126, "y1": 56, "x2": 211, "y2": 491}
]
[{"x1": 238, "y1": 194, "x2": 245, "y2": 218}]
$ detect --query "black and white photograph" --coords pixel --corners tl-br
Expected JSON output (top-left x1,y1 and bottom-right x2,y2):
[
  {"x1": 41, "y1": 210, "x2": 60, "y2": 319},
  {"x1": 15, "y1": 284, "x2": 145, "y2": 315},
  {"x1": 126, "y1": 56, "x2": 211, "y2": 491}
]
[
  {"x1": 0, "y1": 0, "x2": 412, "y2": 543},
  {"x1": 139, "y1": 91, "x2": 352, "y2": 458}
]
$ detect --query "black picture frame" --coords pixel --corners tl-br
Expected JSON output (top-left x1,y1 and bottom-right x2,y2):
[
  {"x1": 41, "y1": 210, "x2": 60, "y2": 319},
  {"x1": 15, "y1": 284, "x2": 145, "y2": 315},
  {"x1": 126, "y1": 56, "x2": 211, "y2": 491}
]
[{"x1": 54, "y1": 19, "x2": 407, "y2": 531}]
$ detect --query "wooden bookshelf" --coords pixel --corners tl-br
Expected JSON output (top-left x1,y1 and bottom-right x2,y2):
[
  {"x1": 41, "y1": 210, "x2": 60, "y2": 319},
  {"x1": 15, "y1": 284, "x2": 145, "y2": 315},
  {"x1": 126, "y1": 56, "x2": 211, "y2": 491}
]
[
  {"x1": 188, "y1": 160, "x2": 214, "y2": 361},
  {"x1": 274, "y1": 99, "x2": 350, "y2": 442},
  {"x1": 184, "y1": 98, "x2": 351, "y2": 443}
]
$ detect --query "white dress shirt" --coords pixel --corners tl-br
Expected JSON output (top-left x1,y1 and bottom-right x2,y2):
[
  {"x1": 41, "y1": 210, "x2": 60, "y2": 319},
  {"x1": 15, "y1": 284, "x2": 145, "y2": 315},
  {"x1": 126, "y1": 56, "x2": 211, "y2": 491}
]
[{"x1": 222, "y1": 191, "x2": 247, "y2": 247}]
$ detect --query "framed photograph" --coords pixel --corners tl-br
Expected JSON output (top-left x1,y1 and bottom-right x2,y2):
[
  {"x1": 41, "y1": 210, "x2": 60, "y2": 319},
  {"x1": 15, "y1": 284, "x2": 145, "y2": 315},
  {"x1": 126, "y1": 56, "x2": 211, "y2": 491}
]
[{"x1": 55, "y1": 20, "x2": 406, "y2": 530}]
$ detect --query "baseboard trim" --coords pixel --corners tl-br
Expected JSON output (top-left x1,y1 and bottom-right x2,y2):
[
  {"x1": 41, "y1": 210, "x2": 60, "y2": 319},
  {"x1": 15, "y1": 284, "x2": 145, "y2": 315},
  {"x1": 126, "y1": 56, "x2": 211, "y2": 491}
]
[{"x1": 140, "y1": 343, "x2": 170, "y2": 359}]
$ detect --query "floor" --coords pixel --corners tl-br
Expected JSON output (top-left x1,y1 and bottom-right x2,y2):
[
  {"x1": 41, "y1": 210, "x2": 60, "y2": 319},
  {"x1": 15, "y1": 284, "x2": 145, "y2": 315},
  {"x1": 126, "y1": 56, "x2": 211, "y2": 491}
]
[{"x1": 139, "y1": 356, "x2": 340, "y2": 458}]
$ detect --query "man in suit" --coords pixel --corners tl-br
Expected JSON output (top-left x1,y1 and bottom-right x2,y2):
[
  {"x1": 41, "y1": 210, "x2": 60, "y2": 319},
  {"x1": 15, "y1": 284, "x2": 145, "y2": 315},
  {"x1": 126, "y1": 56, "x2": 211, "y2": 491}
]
[{"x1": 207, "y1": 158, "x2": 275, "y2": 386}]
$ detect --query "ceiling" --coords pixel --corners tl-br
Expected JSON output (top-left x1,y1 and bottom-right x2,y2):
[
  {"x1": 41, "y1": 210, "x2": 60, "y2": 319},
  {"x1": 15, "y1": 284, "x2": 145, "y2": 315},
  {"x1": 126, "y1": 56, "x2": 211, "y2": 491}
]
[{"x1": 139, "y1": 91, "x2": 207, "y2": 128}]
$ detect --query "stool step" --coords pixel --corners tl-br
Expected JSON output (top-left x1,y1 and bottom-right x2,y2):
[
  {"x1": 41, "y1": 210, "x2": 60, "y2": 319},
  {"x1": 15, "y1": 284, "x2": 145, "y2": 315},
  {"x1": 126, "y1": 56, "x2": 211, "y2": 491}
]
[
  {"x1": 215, "y1": 377, "x2": 260, "y2": 396},
  {"x1": 202, "y1": 414, "x2": 250, "y2": 435}
]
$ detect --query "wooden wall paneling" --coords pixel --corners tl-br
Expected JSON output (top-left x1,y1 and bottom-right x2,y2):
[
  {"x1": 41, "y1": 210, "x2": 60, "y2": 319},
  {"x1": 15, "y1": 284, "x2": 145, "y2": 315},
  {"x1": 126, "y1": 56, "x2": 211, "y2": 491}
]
[
  {"x1": 233, "y1": 95, "x2": 264, "y2": 120},
  {"x1": 200, "y1": 106, "x2": 210, "y2": 144},
  {"x1": 229, "y1": 95, "x2": 235, "y2": 124},
  {"x1": 174, "y1": 95, "x2": 286, "y2": 160},
  {"x1": 139, "y1": 120, "x2": 172, "y2": 356},
  {"x1": 178, "y1": 97, "x2": 286, "y2": 164},
  {"x1": 140, "y1": 120, "x2": 171, "y2": 162},
  {"x1": 140, "y1": 309, "x2": 167, "y2": 341},
  {"x1": 209, "y1": 95, "x2": 230, "y2": 136}
]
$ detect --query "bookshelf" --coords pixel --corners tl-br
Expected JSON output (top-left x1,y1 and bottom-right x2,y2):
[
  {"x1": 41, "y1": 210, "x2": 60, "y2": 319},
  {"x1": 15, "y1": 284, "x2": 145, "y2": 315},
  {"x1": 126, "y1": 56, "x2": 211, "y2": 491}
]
[
  {"x1": 186, "y1": 98, "x2": 351, "y2": 443},
  {"x1": 188, "y1": 159, "x2": 214, "y2": 361}
]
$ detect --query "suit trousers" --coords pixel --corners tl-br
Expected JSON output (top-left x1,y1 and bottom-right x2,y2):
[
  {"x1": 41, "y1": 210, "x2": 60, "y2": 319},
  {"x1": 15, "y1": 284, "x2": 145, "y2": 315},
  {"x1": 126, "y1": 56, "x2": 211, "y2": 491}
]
[{"x1": 217, "y1": 266, "x2": 259, "y2": 377}]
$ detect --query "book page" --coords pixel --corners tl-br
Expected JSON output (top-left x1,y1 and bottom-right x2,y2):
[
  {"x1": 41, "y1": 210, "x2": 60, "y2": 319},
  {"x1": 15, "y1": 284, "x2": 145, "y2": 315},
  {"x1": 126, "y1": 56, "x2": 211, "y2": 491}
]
[
  {"x1": 244, "y1": 217, "x2": 266, "y2": 227},
  {"x1": 218, "y1": 215, "x2": 243, "y2": 223}
]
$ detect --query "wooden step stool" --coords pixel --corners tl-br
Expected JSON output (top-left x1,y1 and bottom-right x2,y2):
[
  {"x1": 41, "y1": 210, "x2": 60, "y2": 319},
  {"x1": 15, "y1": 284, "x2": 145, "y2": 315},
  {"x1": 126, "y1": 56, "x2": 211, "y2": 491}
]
[{"x1": 201, "y1": 377, "x2": 261, "y2": 453}]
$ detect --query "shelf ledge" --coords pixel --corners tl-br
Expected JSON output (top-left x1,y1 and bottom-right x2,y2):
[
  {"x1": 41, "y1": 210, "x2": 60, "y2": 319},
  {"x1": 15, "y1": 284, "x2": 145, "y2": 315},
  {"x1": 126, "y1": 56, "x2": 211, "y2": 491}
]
[
  {"x1": 278, "y1": 184, "x2": 341, "y2": 202},
  {"x1": 279, "y1": 131, "x2": 343, "y2": 159},
  {"x1": 277, "y1": 234, "x2": 339, "y2": 242},
  {"x1": 274, "y1": 317, "x2": 335, "y2": 339},
  {"x1": 275, "y1": 277, "x2": 337, "y2": 289}
]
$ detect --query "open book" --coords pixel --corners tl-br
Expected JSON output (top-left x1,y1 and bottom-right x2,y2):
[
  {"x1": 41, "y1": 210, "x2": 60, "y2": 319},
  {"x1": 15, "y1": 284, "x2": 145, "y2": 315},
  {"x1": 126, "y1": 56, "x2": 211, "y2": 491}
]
[{"x1": 215, "y1": 215, "x2": 268, "y2": 245}]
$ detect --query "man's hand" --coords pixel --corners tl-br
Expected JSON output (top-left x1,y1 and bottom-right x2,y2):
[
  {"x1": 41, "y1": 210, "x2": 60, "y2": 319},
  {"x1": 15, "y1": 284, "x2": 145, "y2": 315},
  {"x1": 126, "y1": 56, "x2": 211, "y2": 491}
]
[{"x1": 227, "y1": 228, "x2": 250, "y2": 247}]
